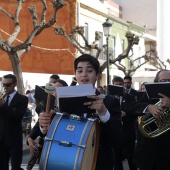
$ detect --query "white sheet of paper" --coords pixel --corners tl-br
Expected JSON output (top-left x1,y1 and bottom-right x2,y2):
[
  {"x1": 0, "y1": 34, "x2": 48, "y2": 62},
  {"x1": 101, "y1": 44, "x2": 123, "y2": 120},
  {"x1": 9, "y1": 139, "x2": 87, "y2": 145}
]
[{"x1": 56, "y1": 84, "x2": 96, "y2": 98}]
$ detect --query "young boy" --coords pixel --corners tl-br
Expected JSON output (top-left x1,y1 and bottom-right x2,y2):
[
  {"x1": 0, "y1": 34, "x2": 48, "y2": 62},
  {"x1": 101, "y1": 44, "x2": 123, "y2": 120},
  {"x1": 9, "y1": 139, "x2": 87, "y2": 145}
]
[{"x1": 39, "y1": 54, "x2": 123, "y2": 170}]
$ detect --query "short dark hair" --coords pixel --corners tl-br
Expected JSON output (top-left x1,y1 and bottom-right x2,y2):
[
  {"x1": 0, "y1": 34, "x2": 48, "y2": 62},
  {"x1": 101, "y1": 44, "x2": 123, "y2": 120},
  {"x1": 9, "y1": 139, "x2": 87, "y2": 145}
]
[
  {"x1": 26, "y1": 90, "x2": 31, "y2": 95},
  {"x1": 97, "y1": 86, "x2": 103, "y2": 89},
  {"x1": 3, "y1": 74, "x2": 17, "y2": 83},
  {"x1": 55, "y1": 79, "x2": 68, "y2": 86},
  {"x1": 50, "y1": 74, "x2": 60, "y2": 80},
  {"x1": 112, "y1": 76, "x2": 123, "y2": 83},
  {"x1": 74, "y1": 54, "x2": 100, "y2": 75},
  {"x1": 124, "y1": 75, "x2": 132, "y2": 81}
]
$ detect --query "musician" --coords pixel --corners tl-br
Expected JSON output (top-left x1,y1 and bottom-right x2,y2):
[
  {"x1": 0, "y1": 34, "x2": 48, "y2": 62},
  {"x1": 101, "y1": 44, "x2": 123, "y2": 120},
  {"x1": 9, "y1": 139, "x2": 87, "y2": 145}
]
[
  {"x1": 112, "y1": 76, "x2": 137, "y2": 170},
  {"x1": 39, "y1": 54, "x2": 123, "y2": 170},
  {"x1": 49, "y1": 74, "x2": 60, "y2": 83},
  {"x1": 0, "y1": 74, "x2": 28, "y2": 170},
  {"x1": 131, "y1": 70, "x2": 170, "y2": 170},
  {"x1": 27, "y1": 79, "x2": 68, "y2": 155},
  {"x1": 124, "y1": 75, "x2": 138, "y2": 97}
]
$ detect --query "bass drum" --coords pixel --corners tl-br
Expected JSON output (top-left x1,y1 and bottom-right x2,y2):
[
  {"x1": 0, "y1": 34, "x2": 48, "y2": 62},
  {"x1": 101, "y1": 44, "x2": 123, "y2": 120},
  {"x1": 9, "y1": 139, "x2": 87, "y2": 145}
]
[{"x1": 39, "y1": 113, "x2": 100, "y2": 170}]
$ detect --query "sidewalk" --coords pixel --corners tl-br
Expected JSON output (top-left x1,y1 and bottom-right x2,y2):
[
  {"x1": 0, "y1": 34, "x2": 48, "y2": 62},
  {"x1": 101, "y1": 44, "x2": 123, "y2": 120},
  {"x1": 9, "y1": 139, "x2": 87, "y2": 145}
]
[
  {"x1": 23, "y1": 134, "x2": 30, "y2": 155},
  {"x1": 9, "y1": 164, "x2": 39, "y2": 170}
]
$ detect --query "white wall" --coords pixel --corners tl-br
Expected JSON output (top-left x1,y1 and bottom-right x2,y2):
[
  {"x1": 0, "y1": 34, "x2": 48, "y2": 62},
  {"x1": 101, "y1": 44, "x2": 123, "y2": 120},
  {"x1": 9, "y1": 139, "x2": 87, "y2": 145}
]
[{"x1": 0, "y1": 71, "x2": 74, "y2": 92}]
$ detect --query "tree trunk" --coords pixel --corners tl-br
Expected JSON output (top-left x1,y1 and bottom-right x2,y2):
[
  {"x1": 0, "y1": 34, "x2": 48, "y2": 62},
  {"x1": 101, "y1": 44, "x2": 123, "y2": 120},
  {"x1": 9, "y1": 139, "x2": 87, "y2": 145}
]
[
  {"x1": 8, "y1": 53, "x2": 25, "y2": 95},
  {"x1": 96, "y1": 72, "x2": 102, "y2": 87}
]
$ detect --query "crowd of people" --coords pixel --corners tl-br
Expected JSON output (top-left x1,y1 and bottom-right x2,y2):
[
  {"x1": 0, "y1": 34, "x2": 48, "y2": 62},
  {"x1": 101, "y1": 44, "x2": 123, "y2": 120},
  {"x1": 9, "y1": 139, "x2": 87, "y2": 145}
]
[{"x1": 0, "y1": 54, "x2": 170, "y2": 170}]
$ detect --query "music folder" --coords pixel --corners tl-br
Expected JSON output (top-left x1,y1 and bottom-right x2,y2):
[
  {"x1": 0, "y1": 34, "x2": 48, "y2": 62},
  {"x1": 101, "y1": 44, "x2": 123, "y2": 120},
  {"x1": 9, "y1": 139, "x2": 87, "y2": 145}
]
[
  {"x1": 144, "y1": 82, "x2": 170, "y2": 99},
  {"x1": 56, "y1": 84, "x2": 96, "y2": 115},
  {"x1": 136, "y1": 91, "x2": 146, "y2": 100},
  {"x1": 34, "y1": 85, "x2": 56, "y2": 111},
  {"x1": 108, "y1": 84, "x2": 125, "y2": 97}
]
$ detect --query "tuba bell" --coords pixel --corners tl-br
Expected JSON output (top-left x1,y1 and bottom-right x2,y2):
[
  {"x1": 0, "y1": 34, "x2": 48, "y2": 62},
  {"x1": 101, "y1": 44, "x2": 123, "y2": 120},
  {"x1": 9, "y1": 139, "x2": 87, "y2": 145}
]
[{"x1": 138, "y1": 101, "x2": 170, "y2": 138}]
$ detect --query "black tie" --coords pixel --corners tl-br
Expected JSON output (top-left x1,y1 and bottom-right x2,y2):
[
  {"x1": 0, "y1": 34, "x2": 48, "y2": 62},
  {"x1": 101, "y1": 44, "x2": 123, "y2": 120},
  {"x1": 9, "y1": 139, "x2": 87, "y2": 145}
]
[
  {"x1": 5, "y1": 95, "x2": 10, "y2": 106},
  {"x1": 125, "y1": 89, "x2": 129, "y2": 93}
]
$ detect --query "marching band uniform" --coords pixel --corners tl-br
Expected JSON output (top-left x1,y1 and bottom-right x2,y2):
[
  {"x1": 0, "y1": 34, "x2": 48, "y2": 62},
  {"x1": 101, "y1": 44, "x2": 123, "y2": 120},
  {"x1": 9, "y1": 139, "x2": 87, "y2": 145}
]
[
  {"x1": 126, "y1": 90, "x2": 170, "y2": 170},
  {"x1": 0, "y1": 90, "x2": 28, "y2": 170},
  {"x1": 38, "y1": 90, "x2": 123, "y2": 170}
]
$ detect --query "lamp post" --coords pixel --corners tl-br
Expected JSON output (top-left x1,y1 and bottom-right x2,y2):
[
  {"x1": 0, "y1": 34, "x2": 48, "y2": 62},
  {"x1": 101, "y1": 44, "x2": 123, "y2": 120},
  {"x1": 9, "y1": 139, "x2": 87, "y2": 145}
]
[{"x1": 102, "y1": 19, "x2": 112, "y2": 86}]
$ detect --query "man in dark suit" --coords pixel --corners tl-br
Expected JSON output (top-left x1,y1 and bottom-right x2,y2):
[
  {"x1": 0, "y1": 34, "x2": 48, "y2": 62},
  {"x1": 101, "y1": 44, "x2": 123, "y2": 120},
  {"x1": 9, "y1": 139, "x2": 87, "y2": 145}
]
[
  {"x1": 112, "y1": 76, "x2": 137, "y2": 170},
  {"x1": 0, "y1": 74, "x2": 28, "y2": 170},
  {"x1": 127, "y1": 70, "x2": 170, "y2": 170},
  {"x1": 124, "y1": 75, "x2": 138, "y2": 97},
  {"x1": 38, "y1": 54, "x2": 123, "y2": 170}
]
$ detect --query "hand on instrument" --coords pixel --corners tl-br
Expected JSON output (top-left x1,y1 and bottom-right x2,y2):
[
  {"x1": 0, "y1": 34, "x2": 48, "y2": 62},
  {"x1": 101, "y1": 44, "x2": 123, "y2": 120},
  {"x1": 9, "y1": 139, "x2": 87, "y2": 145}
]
[
  {"x1": 39, "y1": 110, "x2": 54, "y2": 131},
  {"x1": 158, "y1": 93, "x2": 170, "y2": 108},
  {"x1": 27, "y1": 137, "x2": 36, "y2": 155},
  {"x1": 147, "y1": 104, "x2": 164, "y2": 118},
  {"x1": 84, "y1": 95, "x2": 107, "y2": 116}
]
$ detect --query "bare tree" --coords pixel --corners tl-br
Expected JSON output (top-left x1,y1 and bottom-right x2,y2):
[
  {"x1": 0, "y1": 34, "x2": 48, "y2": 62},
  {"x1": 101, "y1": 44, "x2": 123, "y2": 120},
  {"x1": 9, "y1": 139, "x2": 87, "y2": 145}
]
[
  {"x1": 54, "y1": 27, "x2": 153, "y2": 84},
  {"x1": 54, "y1": 24, "x2": 168, "y2": 86},
  {"x1": 0, "y1": 0, "x2": 66, "y2": 94}
]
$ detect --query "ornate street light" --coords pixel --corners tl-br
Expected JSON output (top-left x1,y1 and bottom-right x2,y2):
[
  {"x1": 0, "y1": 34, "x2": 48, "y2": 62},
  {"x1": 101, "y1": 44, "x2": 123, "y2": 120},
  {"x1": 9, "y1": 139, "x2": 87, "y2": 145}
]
[{"x1": 102, "y1": 19, "x2": 112, "y2": 86}]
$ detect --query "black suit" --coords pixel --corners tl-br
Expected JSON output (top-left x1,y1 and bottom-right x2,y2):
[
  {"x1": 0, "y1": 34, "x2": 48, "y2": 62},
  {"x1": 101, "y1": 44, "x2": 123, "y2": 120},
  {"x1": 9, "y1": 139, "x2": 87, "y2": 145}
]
[
  {"x1": 32, "y1": 93, "x2": 123, "y2": 170},
  {"x1": 95, "y1": 95, "x2": 123, "y2": 170},
  {"x1": 121, "y1": 93, "x2": 138, "y2": 170},
  {"x1": 129, "y1": 94, "x2": 170, "y2": 170},
  {"x1": 130, "y1": 88, "x2": 138, "y2": 96},
  {"x1": 113, "y1": 93, "x2": 137, "y2": 170},
  {"x1": 0, "y1": 92, "x2": 28, "y2": 170}
]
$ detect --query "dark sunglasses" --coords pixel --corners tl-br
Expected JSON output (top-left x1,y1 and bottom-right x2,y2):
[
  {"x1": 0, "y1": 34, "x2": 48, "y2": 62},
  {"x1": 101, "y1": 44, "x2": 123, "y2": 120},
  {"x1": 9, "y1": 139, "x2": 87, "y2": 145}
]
[{"x1": 2, "y1": 83, "x2": 14, "y2": 87}]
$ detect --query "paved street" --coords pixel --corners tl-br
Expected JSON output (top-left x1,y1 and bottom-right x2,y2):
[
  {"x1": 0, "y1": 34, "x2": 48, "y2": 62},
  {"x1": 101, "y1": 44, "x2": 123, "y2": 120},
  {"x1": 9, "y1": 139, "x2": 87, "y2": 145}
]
[{"x1": 9, "y1": 154, "x2": 131, "y2": 170}]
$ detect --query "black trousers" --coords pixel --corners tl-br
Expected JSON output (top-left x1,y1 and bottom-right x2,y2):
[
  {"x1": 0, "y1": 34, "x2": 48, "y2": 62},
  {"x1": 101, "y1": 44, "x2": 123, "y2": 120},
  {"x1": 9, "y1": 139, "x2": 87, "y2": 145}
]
[{"x1": 0, "y1": 138, "x2": 23, "y2": 170}]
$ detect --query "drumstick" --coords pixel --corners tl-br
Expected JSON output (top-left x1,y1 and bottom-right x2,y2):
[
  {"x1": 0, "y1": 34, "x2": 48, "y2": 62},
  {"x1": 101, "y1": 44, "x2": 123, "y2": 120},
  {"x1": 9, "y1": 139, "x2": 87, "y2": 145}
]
[{"x1": 43, "y1": 83, "x2": 55, "y2": 131}]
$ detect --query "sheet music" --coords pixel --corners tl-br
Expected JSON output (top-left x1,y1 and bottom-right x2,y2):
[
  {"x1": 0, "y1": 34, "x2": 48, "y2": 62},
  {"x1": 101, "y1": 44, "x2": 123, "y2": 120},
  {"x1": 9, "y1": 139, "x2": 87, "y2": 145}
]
[{"x1": 56, "y1": 84, "x2": 96, "y2": 98}]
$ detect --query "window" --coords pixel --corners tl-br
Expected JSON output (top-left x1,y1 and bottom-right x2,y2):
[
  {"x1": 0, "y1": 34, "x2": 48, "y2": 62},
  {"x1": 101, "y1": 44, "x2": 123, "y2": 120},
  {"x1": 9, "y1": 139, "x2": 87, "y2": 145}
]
[
  {"x1": 84, "y1": 23, "x2": 89, "y2": 42},
  {"x1": 110, "y1": 36, "x2": 115, "y2": 59}
]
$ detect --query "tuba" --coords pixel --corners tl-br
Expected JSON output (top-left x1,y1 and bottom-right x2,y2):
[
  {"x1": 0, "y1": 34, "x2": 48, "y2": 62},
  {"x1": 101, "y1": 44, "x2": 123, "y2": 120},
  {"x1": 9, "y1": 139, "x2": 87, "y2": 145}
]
[{"x1": 138, "y1": 101, "x2": 170, "y2": 138}]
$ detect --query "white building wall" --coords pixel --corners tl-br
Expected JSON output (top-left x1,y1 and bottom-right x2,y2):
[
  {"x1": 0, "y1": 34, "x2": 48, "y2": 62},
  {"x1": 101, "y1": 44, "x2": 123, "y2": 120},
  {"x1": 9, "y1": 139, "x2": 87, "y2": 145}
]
[
  {"x1": 78, "y1": 0, "x2": 154, "y2": 86},
  {"x1": 157, "y1": 0, "x2": 170, "y2": 66},
  {"x1": 79, "y1": 8, "x2": 105, "y2": 44}
]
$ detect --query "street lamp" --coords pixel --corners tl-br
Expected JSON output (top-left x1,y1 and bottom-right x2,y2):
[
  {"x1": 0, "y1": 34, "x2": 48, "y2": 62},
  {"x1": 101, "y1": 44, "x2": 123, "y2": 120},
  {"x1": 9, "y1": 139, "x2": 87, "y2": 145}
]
[{"x1": 102, "y1": 19, "x2": 112, "y2": 86}]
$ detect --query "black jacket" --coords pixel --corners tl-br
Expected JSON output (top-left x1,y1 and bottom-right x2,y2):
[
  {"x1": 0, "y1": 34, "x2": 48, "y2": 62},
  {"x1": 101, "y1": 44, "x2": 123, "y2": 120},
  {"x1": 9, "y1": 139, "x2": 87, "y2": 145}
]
[
  {"x1": 0, "y1": 92, "x2": 28, "y2": 146},
  {"x1": 29, "y1": 94, "x2": 123, "y2": 170},
  {"x1": 127, "y1": 93, "x2": 170, "y2": 170}
]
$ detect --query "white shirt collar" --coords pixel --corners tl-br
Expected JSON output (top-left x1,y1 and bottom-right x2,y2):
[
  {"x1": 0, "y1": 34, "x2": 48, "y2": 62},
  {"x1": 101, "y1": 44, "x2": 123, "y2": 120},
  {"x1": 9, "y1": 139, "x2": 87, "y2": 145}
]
[{"x1": 8, "y1": 91, "x2": 17, "y2": 104}]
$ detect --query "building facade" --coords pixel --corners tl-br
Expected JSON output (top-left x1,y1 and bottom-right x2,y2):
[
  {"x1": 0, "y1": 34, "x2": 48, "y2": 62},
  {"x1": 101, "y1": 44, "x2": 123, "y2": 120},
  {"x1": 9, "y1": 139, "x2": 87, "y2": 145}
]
[{"x1": 78, "y1": 0, "x2": 156, "y2": 89}]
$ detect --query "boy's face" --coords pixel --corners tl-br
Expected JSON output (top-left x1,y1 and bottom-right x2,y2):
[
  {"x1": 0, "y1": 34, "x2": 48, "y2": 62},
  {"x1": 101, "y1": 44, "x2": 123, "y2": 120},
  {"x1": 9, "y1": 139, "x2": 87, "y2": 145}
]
[{"x1": 75, "y1": 61, "x2": 98, "y2": 87}]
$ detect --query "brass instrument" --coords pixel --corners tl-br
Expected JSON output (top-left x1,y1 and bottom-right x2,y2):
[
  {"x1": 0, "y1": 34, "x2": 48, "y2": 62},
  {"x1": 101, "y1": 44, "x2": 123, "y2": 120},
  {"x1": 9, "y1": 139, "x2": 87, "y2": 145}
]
[
  {"x1": 0, "y1": 92, "x2": 7, "y2": 100},
  {"x1": 138, "y1": 101, "x2": 170, "y2": 138},
  {"x1": 27, "y1": 136, "x2": 44, "y2": 170}
]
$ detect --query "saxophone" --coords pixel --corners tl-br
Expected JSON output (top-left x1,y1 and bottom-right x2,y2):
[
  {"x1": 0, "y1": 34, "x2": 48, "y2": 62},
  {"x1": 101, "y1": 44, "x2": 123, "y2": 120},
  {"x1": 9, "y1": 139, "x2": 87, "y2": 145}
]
[
  {"x1": 138, "y1": 101, "x2": 170, "y2": 138},
  {"x1": 27, "y1": 136, "x2": 44, "y2": 170}
]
